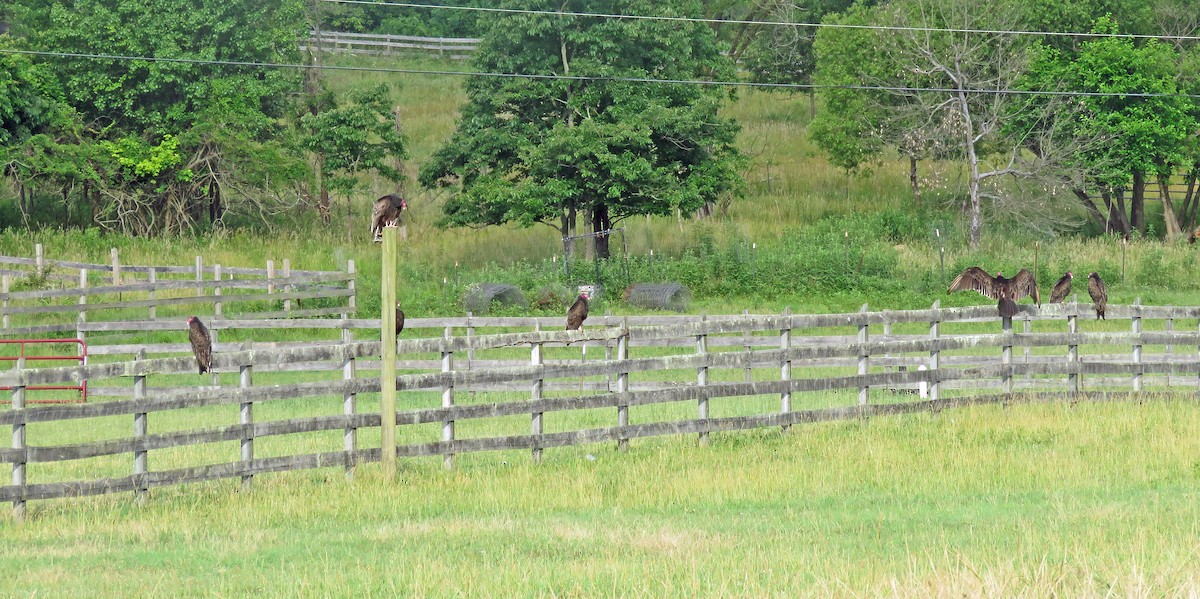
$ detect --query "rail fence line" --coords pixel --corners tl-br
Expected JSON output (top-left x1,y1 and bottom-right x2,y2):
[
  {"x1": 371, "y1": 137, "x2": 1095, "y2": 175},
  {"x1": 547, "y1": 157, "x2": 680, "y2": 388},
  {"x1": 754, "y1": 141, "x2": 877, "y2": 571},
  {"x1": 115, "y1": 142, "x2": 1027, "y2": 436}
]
[
  {"x1": 2, "y1": 302, "x2": 1200, "y2": 515},
  {"x1": 0, "y1": 246, "x2": 356, "y2": 329},
  {"x1": 303, "y1": 31, "x2": 480, "y2": 59}
]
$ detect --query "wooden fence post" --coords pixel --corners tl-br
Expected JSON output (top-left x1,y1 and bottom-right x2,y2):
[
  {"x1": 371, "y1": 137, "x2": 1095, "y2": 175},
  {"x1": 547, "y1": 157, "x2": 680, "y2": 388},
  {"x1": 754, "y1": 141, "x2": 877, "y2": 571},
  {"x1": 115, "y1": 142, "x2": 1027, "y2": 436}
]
[
  {"x1": 616, "y1": 317, "x2": 629, "y2": 452},
  {"x1": 1132, "y1": 298, "x2": 1142, "y2": 393},
  {"x1": 929, "y1": 300, "x2": 941, "y2": 403},
  {"x1": 442, "y1": 326, "x2": 455, "y2": 469},
  {"x1": 1001, "y1": 316, "x2": 1013, "y2": 397},
  {"x1": 266, "y1": 260, "x2": 276, "y2": 295},
  {"x1": 531, "y1": 322, "x2": 543, "y2": 464},
  {"x1": 214, "y1": 264, "x2": 223, "y2": 318},
  {"x1": 697, "y1": 313, "x2": 709, "y2": 446},
  {"x1": 380, "y1": 227, "x2": 398, "y2": 479},
  {"x1": 11, "y1": 353, "x2": 26, "y2": 521},
  {"x1": 194, "y1": 256, "x2": 203, "y2": 298},
  {"x1": 110, "y1": 248, "x2": 121, "y2": 285},
  {"x1": 1023, "y1": 314, "x2": 1032, "y2": 384},
  {"x1": 742, "y1": 309, "x2": 752, "y2": 383},
  {"x1": 2, "y1": 275, "x2": 9, "y2": 329},
  {"x1": 133, "y1": 348, "x2": 148, "y2": 504},
  {"x1": 282, "y1": 259, "x2": 292, "y2": 315},
  {"x1": 240, "y1": 342, "x2": 254, "y2": 491},
  {"x1": 858, "y1": 304, "x2": 869, "y2": 407},
  {"x1": 77, "y1": 268, "x2": 87, "y2": 324},
  {"x1": 1067, "y1": 300, "x2": 1079, "y2": 397},
  {"x1": 1165, "y1": 317, "x2": 1173, "y2": 388},
  {"x1": 34, "y1": 243, "x2": 44, "y2": 279},
  {"x1": 342, "y1": 322, "x2": 357, "y2": 478},
  {"x1": 148, "y1": 268, "x2": 157, "y2": 320},
  {"x1": 780, "y1": 307, "x2": 792, "y2": 431},
  {"x1": 345, "y1": 260, "x2": 356, "y2": 317}
]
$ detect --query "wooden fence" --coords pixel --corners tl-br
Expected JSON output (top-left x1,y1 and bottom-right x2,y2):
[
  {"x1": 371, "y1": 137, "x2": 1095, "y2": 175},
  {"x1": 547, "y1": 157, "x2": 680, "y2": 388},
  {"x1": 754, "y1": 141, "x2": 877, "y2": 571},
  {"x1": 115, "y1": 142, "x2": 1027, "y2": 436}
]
[
  {"x1": 303, "y1": 31, "x2": 479, "y2": 59},
  {"x1": 3, "y1": 301, "x2": 1200, "y2": 516},
  {"x1": 0, "y1": 246, "x2": 356, "y2": 334}
]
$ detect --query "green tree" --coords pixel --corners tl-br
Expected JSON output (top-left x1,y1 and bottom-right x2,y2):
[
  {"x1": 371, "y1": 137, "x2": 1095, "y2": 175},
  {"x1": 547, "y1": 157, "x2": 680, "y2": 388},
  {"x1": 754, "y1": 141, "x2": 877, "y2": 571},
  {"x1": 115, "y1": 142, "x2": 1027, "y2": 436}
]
[
  {"x1": 419, "y1": 0, "x2": 743, "y2": 259},
  {"x1": 301, "y1": 83, "x2": 408, "y2": 228}
]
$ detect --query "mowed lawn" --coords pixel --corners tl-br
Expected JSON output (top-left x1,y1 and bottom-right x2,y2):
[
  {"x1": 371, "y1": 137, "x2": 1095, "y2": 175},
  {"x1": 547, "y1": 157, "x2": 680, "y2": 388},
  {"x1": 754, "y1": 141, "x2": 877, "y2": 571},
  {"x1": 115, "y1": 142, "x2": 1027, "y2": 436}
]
[{"x1": 3, "y1": 398, "x2": 1200, "y2": 597}]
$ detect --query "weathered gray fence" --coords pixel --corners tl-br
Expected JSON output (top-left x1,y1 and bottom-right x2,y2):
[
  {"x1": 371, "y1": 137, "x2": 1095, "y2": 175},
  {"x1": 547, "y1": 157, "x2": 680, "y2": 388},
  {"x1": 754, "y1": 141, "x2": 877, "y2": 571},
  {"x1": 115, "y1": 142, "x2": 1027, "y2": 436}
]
[
  {"x1": 0, "y1": 246, "x2": 356, "y2": 332},
  {"x1": 302, "y1": 31, "x2": 479, "y2": 59},
  {"x1": 3, "y1": 301, "x2": 1200, "y2": 516}
]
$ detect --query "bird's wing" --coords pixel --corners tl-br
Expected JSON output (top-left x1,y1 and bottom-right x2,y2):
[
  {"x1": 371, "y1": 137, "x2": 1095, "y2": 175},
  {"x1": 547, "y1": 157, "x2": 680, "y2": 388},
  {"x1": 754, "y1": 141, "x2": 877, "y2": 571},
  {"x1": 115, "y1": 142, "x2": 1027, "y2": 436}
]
[
  {"x1": 947, "y1": 267, "x2": 998, "y2": 298},
  {"x1": 371, "y1": 199, "x2": 388, "y2": 229},
  {"x1": 1008, "y1": 269, "x2": 1039, "y2": 304},
  {"x1": 1049, "y1": 275, "x2": 1072, "y2": 303},
  {"x1": 188, "y1": 322, "x2": 212, "y2": 369},
  {"x1": 1088, "y1": 275, "x2": 1107, "y2": 304},
  {"x1": 395, "y1": 307, "x2": 405, "y2": 334},
  {"x1": 566, "y1": 297, "x2": 588, "y2": 329}
]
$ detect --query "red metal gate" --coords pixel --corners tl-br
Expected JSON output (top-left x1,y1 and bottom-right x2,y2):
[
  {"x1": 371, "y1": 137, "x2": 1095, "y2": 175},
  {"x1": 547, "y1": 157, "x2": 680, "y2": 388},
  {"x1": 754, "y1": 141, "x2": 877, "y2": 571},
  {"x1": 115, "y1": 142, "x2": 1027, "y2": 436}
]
[{"x1": 0, "y1": 338, "x2": 88, "y2": 404}]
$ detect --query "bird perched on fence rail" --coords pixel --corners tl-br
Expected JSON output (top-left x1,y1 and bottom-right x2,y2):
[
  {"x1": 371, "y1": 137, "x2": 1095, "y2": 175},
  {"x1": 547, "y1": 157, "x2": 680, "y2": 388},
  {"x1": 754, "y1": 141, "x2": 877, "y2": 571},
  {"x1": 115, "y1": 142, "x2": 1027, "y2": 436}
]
[
  {"x1": 947, "y1": 267, "x2": 1039, "y2": 318},
  {"x1": 187, "y1": 316, "x2": 213, "y2": 374},
  {"x1": 1049, "y1": 271, "x2": 1073, "y2": 303},
  {"x1": 566, "y1": 291, "x2": 590, "y2": 330},
  {"x1": 371, "y1": 194, "x2": 407, "y2": 242},
  {"x1": 1087, "y1": 272, "x2": 1107, "y2": 320}
]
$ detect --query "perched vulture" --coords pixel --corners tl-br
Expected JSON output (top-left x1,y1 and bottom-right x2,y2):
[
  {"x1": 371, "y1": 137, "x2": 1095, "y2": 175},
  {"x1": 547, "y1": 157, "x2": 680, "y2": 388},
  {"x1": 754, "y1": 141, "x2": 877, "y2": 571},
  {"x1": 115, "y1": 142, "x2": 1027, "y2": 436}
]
[
  {"x1": 395, "y1": 304, "x2": 405, "y2": 336},
  {"x1": 187, "y1": 316, "x2": 213, "y2": 374},
  {"x1": 371, "y1": 194, "x2": 407, "y2": 242},
  {"x1": 566, "y1": 292, "x2": 590, "y2": 330},
  {"x1": 1087, "y1": 272, "x2": 1107, "y2": 320},
  {"x1": 1049, "y1": 271, "x2": 1073, "y2": 303},
  {"x1": 947, "y1": 266, "x2": 1040, "y2": 318}
]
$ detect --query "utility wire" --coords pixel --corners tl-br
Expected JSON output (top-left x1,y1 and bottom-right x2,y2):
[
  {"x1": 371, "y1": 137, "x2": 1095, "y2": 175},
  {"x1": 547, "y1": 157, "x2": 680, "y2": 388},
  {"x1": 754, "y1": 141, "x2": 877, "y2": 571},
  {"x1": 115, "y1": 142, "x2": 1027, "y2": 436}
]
[
  {"x1": 320, "y1": 0, "x2": 1200, "y2": 42},
  {"x1": 4, "y1": 48, "x2": 1199, "y2": 99}
]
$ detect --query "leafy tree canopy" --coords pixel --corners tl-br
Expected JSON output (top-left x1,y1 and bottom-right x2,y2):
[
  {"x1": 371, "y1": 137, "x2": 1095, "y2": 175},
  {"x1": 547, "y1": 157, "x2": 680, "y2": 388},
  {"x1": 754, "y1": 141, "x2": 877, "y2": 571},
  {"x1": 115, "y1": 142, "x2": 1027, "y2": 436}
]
[{"x1": 419, "y1": 0, "x2": 744, "y2": 239}]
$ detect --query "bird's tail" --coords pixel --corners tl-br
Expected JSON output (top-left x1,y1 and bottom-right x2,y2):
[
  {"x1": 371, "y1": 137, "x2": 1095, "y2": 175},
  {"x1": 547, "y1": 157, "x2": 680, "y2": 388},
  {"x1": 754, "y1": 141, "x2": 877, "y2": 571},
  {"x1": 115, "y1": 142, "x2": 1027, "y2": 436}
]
[
  {"x1": 1095, "y1": 305, "x2": 1105, "y2": 320},
  {"x1": 998, "y1": 298, "x2": 1018, "y2": 318}
]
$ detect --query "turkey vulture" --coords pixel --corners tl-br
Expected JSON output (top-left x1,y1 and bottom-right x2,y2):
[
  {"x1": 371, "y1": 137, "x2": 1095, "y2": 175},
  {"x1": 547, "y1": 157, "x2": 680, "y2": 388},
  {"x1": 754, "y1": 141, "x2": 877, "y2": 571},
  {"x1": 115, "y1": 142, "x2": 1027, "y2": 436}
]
[
  {"x1": 187, "y1": 316, "x2": 213, "y2": 374},
  {"x1": 1087, "y1": 272, "x2": 1107, "y2": 320},
  {"x1": 566, "y1": 292, "x2": 589, "y2": 330},
  {"x1": 1049, "y1": 271, "x2": 1073, "y2": 303},
  {"x1": 947, "y1": 267, "x2": 1040, "y2": 318},
  {"x1": 371, "y1": 194, "x2": 407, "y2": 242},
  {"x1": 395, "y1": 303, "x2": 405, "y2": 336}
]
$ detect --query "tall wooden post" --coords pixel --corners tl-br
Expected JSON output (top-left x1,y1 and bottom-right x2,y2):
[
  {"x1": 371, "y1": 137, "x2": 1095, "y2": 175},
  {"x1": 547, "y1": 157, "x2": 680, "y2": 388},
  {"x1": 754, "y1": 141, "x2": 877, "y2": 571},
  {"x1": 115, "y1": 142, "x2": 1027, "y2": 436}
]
[
  {"x1": 380, "y1": 225, "x2": 398, "y2": 479},
  {"x1": 857, "y1": 304, "x2": 869, "y2": 406},
  {"x1": 133, "y1": 349, "x2": 148, "y2": 504},
  {"x1": 239, "y1": 341, "x2": 254, "y2": 491},
  {"x1": 441, "y1": 326, "x2": 454, "y2": 469},
  {"x1": 11, "y1": 353, "x2": 26, "y2": 521},
  {"x1": 780, "y1": 307, "x2": 792, "y2": 431},
  {"x1": 1067, "y1": 299, "x2": 1079, "y2": 396},
  {"x1": 696, "y1": 314, "x2": 709, "y2": 446},
  {"x1": 1132, "y1": 298, "x2": 1142, "y2": 393},
  {"x1": 1002, "y1": 316, "x2": 1013, "y2": 397},
  {"x1": 616, "y1": 317, "x2": 630, "y2": 452},
  {"x1": 531, "y1": 322, "x2": 544, "y2": 464},
  {"x1": 929, "y1": 300, "x2": 941, "y2": 402}
]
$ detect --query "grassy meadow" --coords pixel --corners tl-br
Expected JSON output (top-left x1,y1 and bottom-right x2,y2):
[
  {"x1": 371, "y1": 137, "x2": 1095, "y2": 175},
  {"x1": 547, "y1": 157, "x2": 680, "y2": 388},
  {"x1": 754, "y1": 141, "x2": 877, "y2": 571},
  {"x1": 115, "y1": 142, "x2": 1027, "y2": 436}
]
[{"x1": 3, "y1": 54, "x2": 1200, "y2": 596}]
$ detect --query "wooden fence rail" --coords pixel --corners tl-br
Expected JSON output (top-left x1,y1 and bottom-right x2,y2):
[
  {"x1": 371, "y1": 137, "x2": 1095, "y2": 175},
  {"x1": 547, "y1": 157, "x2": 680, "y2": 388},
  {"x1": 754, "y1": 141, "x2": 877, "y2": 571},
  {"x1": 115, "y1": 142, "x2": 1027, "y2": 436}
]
[
  {"x1": 302, "y1": 31, "x2": 480, "y2": 59},
  {"x1": 0, "y1": 247, "x2": 355, "y2": 328},
  {"x1": 3, "y1": 303, "x2": 1200, "y2": 514}
]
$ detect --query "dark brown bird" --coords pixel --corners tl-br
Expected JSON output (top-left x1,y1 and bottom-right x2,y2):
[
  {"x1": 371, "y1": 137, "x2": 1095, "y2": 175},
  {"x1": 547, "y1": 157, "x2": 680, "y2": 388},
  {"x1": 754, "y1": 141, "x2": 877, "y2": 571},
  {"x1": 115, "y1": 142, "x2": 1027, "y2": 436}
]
[
  {"x1": 1049, "y1": 271, "x2": 1073, "y2": 303},
  {"x1": 371, "y1": 194, "x2": 407, "y2": 242},
  {"x1": 947, "y1": 266, "x2": 1040, "y2": 318},
  {"x1": 187, "y1": 316, "x2": 212, "y2": 374},
  {"x1": 395, "y1": 304, "x2": 405, "y2": 336},
  {"x1": 1087, "y1": 272, "x2": 1107, "y2": 320},
  {"x1": 566, "y1": 292, "x2": 590, "y2": 330}
]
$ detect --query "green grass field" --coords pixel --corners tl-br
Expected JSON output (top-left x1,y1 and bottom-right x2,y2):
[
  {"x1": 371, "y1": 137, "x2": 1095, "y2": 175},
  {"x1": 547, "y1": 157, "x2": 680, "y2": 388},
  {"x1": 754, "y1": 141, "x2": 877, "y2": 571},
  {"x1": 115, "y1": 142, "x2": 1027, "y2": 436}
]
[{"x1": 3, "y1": 398, "x2": 1199, "y2": 596}]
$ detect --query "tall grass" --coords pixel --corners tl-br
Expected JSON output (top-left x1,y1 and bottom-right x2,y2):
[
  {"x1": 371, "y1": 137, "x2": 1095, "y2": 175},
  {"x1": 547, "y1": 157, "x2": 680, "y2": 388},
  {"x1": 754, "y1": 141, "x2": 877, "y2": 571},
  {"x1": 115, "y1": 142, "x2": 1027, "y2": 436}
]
[{"x1": 3, "y1": 400, "x2": 1200, "y2": 596}]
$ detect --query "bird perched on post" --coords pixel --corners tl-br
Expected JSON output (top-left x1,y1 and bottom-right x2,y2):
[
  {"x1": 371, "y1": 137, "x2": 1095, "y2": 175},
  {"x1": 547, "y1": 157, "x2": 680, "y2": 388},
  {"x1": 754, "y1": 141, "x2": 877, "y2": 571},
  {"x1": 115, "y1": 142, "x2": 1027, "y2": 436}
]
[
  {"x1": 947, "y1": 267, "x2": 1039, "y2": 318},
  {"x1": 371, "y1": 194, "x2": 407, "y2": 242},
  {"x1": 1087, "y1": 272, "x2": 1107, "y2": 319},
  {"x1": 187, "y1": 316, "x2": 213, "y2": 374},
  {"x1": 1049, "y1": 271, "x2": 1073, "y2": 303},
  {"x1": 566, "y1": 291, "x2": 590, "y2": 330}
]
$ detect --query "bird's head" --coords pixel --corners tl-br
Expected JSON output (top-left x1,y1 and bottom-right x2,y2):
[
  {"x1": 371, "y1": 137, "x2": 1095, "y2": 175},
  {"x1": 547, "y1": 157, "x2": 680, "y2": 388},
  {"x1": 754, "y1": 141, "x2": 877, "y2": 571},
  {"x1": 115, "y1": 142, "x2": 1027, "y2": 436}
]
[
  {"x1": 580, "y1": 292, "x2": 590, "y2": 301},
  {"x1": 187, "y1": 316, "x2": 197, "y2": 325},
  {"x1": 400, "y1": 198, "x2": 408, "y2": 210},
  {"x1": 1089, "y1": 271, "x2": 1099, "y2": 278}
]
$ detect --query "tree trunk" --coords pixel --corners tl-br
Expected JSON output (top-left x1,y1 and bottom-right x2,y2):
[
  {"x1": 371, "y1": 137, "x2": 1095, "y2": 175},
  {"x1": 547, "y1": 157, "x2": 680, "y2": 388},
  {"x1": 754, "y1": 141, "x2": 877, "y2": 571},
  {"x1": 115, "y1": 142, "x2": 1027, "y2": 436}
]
[
  {"x1": 1104, "y1": 190, "x2": 1130, "y2": 235},
  {"x1": 1071, "y1": 188, "x2": 1106, "y2": 228},
  {"x1": 1130, "y1": 169, "x2": 1146, "y2": 235},
  {"x1": 909, "y1": 156, "x2": 921, "y2": 204},
  {"x1": 592, "y1": 203, "x2": 611, "y2": 259},
  {"x1": 1158, "y1": 174, "x2": 1182, "y2": 241}
]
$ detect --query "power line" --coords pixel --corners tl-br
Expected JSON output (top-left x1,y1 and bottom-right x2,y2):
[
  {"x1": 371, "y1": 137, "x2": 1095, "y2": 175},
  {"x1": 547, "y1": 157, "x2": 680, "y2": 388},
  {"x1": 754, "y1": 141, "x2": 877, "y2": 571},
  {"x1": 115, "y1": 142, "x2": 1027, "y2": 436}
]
[
  {"x1": 319, "y1": 0, "x2": 1200, "y2": 42},
  {"x1": 4, "y1": 48, "x2": 1199, "y2": 100}
]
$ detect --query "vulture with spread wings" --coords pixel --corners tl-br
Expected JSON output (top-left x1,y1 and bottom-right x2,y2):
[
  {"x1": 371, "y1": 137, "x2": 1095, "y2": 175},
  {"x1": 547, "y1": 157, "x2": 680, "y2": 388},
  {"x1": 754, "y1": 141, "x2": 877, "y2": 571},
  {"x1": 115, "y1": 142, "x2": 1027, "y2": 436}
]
[
  {"x1": 187, "y1": 316, "x2": 213, "y2": 374},
  {"x1": 1049, "y1": 271, "x2": 1073, "y2": 303},
  {"x1": 566, "y1": 292, "x2": 590, "y2": 330},
  {"x1": 371, "y1": 194, "x2": 407, "y2": 242},
  {"x1": 1087, "y1": 272, "x2": 1107, "y2": 320},
  {"x1": 947, "y1": 267, "x2": 1040, "y2": 318}
]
